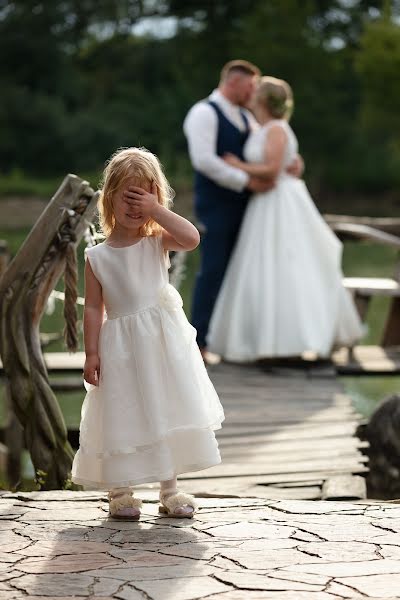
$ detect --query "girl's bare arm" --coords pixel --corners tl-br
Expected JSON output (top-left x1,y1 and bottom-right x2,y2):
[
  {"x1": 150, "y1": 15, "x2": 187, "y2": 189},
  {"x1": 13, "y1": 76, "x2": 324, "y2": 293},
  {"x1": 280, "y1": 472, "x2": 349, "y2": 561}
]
[
  {"x1": 124, "y1": 183, "x2": 200, "y2": 251},
  {"x1": 153, "y1": 205, "x2": 200, "y2": 251},
  {"x1": 83, "y1": 259, "x2": 104, "y2": 385}
]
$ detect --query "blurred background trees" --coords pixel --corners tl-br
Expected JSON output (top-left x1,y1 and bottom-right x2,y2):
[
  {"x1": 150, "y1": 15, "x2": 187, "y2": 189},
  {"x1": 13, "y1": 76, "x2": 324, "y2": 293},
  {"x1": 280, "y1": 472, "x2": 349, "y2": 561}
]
[{"x1": 0, "y1": 0, "x2": 399, "y2": 203}]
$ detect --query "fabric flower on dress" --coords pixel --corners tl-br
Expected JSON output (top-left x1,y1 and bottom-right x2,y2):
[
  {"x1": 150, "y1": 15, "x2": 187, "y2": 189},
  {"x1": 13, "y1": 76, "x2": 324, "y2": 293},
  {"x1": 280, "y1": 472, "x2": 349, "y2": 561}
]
[{"x1": 158, "y1": 284, "x2": 183, "y2": 312}]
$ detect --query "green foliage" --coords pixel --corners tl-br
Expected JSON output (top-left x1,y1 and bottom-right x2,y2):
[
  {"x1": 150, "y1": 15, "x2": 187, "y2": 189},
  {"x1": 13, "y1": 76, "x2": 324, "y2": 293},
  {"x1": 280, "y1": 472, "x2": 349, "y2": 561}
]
[
  {"x1": 342, "y1": 375, "x2": 400, "y2": 418},
  {"x1": 0, "y1": 0, "x2": 400, "y2": 193},
  {"x1": 0, "y1": 169, "x2": 102, "y2": 198},
  {"x1": 355, "y1": 14, "x2": 400, "y2": 186},
  {"x1": 356, "y1": 16, "x2": 400, "y2": 131}
]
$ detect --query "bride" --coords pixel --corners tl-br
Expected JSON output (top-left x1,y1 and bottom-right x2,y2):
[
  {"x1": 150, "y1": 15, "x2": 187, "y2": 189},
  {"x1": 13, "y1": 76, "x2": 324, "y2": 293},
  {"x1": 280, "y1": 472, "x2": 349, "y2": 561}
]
[{"x1": 207, "y1": 76, "x2": 363, "y2": 361}]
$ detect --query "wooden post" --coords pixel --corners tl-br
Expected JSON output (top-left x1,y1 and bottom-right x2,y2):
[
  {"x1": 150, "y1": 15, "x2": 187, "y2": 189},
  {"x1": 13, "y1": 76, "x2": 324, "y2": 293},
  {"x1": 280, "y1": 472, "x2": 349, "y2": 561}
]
[
  {"x1": 0, "y1": 176, "x2": 98, "y2": 489},
  {"x1": 382, "y1": 297, "x2": 400, "y2": 346},
  {"x1": 353, "y1": 293, "x2": 371, "y2": 322},
  {"x1": 0, "y1": 241, "x2": 23, "y2": 487},
  {"x1": 382, "y1": 253, "x2": 400, "y2": 347}
]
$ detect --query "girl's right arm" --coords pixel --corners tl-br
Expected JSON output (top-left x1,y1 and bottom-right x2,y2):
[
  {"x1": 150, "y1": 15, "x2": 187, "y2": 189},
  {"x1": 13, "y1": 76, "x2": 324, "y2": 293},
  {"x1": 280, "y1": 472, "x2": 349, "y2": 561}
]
[
  {"x1": 83, "y1": 258, "x2": 104, "y2": 386},
  {"x1": 224, "y1": 124, "x2": 287, "y2": 179}
]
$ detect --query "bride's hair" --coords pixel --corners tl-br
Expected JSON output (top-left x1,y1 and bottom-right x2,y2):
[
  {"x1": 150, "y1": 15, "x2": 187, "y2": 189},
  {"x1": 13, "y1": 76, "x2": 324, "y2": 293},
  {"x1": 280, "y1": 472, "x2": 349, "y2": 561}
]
[
  {"x1": 256, "y1": 76, "x2": 294, "y2": 120},
  {"x1": 98, "y1": 147, "x2": 174, "y2": 238}
]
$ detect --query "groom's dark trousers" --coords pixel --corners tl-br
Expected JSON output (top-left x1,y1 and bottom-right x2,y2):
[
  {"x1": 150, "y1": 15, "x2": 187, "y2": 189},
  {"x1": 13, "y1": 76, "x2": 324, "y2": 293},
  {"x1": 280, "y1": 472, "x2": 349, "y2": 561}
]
[{"x1": 191, "y1": 101, "x2": 250, "y2": 348}]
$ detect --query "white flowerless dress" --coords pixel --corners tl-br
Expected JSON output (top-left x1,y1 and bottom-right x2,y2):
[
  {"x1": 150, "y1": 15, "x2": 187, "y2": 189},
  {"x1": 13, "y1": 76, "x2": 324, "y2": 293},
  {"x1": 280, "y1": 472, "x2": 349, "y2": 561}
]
[
  {"x1": 72, "y1": 235, "x2": 224, "y2": 489},
  {"x1": 207, "y1": 119, "x2": 364, "y2": 361}
]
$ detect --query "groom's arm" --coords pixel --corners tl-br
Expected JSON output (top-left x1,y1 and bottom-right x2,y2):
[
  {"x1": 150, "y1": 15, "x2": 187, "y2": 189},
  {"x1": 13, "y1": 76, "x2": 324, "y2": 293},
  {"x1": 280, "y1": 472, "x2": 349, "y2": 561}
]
[{"x1": 183, "y1": 102, "x2": 250, "y2": 192}]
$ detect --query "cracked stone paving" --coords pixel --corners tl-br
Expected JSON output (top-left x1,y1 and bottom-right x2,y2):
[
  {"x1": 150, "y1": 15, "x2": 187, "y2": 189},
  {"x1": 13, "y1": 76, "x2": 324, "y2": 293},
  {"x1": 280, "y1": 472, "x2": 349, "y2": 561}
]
[{"x1": 1, "y1": 491, "x2": 400, "y2": 599}]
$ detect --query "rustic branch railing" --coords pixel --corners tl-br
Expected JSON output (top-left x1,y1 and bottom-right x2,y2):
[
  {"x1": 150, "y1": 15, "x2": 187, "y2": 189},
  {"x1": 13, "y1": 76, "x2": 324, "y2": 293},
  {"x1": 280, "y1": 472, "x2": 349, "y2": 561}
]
[
  {"x1": 0, "y1": 175, "x2": 98, "y2": 489},
  {"x1": 324, "y1": 215, "x2": 400, "y2": 237}
]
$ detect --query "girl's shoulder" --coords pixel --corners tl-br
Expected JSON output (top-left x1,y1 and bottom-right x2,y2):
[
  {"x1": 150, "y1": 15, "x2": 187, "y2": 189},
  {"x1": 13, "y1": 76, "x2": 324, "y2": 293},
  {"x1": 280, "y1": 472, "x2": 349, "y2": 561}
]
[
  {"x1": 85, "y1": 235, "x2": 160, "y2": 256},
  {"x1": 85, "y1": 242, "x2": 106, "y2": 257},
  {"x1": 146, "y1": 233, "x2": 163, "y2": 249}
]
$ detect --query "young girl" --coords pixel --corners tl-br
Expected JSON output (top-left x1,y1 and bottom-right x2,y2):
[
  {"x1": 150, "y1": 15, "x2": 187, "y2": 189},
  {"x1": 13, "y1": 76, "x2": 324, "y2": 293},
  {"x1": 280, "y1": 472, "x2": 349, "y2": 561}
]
[
  {"x1": 207, "y1": 76, "x2": 363, "y2": 360},
  {"x1": 71, "y1": 147, "x2": 224, "y2": 519}
]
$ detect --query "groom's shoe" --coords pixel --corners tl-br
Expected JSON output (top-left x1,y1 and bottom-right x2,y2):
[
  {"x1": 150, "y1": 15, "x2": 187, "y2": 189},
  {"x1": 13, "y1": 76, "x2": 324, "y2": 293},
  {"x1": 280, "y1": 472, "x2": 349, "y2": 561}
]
[{"x1": 199, "y1": 347, "x2": 221, "y2": 366}]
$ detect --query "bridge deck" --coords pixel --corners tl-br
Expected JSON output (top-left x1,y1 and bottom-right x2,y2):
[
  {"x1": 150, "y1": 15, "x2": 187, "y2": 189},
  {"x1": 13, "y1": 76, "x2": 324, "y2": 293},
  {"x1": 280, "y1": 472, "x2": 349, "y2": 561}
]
[
  {"x1": 177, "y1": 362, "x2": 367, "y2": 500},
  {"x1": 1, "y1": 354, "x2": 369, "y2": 500}
]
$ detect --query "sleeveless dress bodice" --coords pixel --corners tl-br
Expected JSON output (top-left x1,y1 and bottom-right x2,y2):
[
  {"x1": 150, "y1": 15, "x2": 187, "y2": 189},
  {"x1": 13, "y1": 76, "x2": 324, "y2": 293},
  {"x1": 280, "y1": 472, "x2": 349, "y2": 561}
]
[{"x1": 85, "y1": 237, "x2": 168, "y2": 319}]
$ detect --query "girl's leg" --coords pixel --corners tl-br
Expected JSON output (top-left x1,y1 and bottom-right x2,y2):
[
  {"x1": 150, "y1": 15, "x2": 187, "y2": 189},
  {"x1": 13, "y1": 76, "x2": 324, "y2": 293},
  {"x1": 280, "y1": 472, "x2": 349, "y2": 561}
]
[
  {"x1": 108, "y1": 486, "x2": 142, "y2": 520},
  {"x1": 160, "y1": 477, "x2": 178, "y2": 494},
  {"x1": 159, "y1": 477, "x2": 198, "y2": 517}
]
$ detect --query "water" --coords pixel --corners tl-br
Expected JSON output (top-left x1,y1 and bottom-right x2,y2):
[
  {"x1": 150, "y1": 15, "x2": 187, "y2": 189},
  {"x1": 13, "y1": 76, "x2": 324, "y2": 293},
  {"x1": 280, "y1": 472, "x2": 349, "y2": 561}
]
[{"x1": 341, "y1": 375, "x2": 400, "y2": 418}]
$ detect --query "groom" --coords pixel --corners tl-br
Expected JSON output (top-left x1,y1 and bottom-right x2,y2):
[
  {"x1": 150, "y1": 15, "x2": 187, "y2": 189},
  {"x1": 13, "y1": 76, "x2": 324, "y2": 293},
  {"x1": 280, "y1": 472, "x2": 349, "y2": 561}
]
[{"x1": 184, "y1": 60, "x2": 273, "y2": 360}]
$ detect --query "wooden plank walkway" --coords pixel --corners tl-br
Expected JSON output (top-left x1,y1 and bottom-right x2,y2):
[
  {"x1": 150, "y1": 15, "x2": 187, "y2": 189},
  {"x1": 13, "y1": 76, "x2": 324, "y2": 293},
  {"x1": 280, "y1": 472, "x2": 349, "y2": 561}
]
[
  {"x1": 176, "y1": 362, "x2": 367, "y2": 501},
  {"x1": 333, "y1": 345, "x2": 400, "y2": 374},
  {"x1": 0, "y1": 354, "x2": 368, "y2": 500}
]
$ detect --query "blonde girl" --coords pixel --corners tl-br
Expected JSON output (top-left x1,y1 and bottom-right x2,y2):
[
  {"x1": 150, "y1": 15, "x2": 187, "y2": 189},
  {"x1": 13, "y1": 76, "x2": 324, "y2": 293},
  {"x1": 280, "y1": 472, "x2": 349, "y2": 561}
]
[{"x1": 72, "y1": 147, "x2": 224, "y2": 519}]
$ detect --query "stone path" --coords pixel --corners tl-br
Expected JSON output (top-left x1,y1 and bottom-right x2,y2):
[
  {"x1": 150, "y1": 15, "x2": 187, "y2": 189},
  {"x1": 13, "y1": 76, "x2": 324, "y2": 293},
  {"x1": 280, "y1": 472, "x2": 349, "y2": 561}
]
[{"x1": 1, "y1": 491, "x2": 400, "y2": 599}]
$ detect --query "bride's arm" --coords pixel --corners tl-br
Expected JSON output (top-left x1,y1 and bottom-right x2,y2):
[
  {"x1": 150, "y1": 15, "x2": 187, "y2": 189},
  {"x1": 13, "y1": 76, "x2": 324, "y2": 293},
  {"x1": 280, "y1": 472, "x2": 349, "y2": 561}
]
[{"x1": 224, "y1": 125, "x2": 287, "y2": 180}]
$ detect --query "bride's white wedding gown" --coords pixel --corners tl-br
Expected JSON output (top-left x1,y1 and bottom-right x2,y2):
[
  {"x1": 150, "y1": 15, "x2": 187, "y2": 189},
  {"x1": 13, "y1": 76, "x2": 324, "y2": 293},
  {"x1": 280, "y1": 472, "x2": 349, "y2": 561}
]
[{"x1": 207, "y1": 119, "x2": 363, "y2": 361}]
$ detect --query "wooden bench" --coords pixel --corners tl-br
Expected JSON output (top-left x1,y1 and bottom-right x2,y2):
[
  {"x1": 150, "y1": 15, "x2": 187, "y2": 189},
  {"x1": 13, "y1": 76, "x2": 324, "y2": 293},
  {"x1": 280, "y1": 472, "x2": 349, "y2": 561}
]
[
  {"x1": 330, "y1": 222, "x2": 400, "y2": 346},
  {"x1": 343, "y1": 277, "x2": 400, "y2": 296}
]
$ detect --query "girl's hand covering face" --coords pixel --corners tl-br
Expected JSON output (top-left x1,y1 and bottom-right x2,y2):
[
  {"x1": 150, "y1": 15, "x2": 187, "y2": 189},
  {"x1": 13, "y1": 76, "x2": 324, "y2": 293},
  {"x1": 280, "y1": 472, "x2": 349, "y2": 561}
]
[{"x1": 123, "y1": 182, "x2": 159, "y2": 219}]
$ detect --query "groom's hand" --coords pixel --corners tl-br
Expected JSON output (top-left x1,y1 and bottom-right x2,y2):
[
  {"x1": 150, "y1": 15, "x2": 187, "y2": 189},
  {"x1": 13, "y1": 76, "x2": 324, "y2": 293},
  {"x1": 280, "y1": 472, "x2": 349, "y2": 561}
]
[
  {"x1": 247, "y1": 177, "x2": 275, "y2": 193},
  {"x1": 286, "y1": 154, "x2": 304, "y2": 178}
]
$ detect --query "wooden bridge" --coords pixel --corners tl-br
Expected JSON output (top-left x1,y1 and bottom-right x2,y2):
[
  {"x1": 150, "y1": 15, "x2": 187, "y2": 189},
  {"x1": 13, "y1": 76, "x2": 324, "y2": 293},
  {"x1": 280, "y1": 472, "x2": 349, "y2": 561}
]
[
  {"x1": 1, "y1": 177, "x2": 400, "y2": 498},
  {"x1": 2, "y1": 351, "x2": 369, "y2": 501},
  {"x1": 180, "y1": 361, "x2": 369, "y2": 501}
]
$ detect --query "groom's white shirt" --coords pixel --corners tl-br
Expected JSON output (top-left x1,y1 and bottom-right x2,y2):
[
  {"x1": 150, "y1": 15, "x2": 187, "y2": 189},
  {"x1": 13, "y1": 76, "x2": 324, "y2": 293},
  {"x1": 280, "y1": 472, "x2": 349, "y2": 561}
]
[{"x1": 183, "y1": 89, "x2": 258, "y2": 192}]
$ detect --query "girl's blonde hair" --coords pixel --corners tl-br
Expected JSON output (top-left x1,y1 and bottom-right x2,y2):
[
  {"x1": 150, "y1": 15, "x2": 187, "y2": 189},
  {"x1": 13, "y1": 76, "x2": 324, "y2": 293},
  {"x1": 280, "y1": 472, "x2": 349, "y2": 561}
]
[
  {"x1": 98, "y1": 147, "x2": 174, "y2": 237},
  {"x1": 255, "y1": 76, "x2": 294, "y2": 120}
]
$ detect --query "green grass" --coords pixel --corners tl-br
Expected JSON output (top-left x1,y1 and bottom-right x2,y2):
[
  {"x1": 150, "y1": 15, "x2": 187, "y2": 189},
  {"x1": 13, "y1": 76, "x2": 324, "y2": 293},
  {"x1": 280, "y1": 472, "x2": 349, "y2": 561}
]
[
  {"x1": 341, "y1": 376, "x2": 400, "y2": 418},
  {"x1": 2, "y1": 231, "x2": 396, "y2": 349},
  {"x1": 0, "y1": 169, "x2": 102, "y2": 198},
  {"x1": 0, "y1": 227, "x2": 30, "y2": 255},
  {"x1": 0, "y1": 163, "x2": 193, "y2": 200},
  {"x1": 178, "y1": 246, "x2": 199, "y2": 313},
  {"x1": 0, "y1": 228, "x2": 86, "y2": 352},
  {"x1": 342, "y1": 241, "x2": 399, "y2": 278}
]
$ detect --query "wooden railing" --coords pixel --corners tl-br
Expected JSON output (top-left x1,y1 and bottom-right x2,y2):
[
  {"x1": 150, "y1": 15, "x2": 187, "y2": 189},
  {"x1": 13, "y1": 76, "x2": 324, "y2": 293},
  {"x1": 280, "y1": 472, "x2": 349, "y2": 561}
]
[{"x1": 0, "y1": 175, "x2": 98, "y2": 489}]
